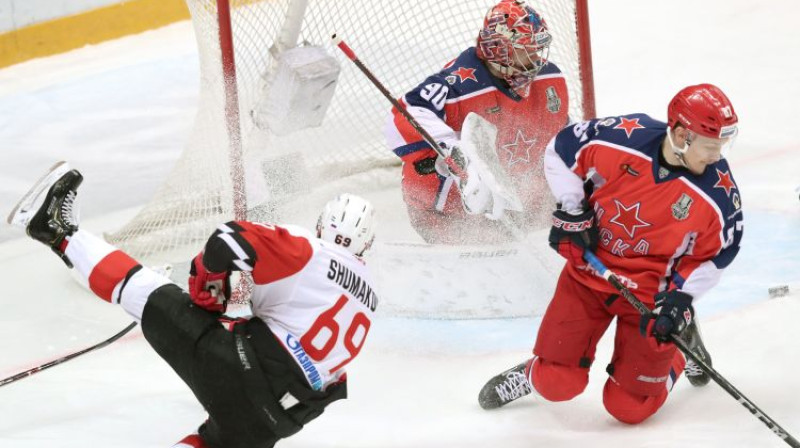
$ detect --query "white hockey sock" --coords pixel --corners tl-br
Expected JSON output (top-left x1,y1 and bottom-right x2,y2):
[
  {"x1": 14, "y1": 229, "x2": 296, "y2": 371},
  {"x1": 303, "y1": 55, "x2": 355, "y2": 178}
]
[{"x1": 64, "y1": 230, "x2": 170, "y2": 322}]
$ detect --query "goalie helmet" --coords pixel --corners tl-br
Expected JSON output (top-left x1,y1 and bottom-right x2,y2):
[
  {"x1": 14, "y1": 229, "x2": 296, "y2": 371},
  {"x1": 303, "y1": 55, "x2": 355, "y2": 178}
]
[
  {"x1": 316, "y1": 193, "x2": 376, "y2": 256},
  {"x1": 476, "y1": 0, "x2": 552, "y2": 96}
]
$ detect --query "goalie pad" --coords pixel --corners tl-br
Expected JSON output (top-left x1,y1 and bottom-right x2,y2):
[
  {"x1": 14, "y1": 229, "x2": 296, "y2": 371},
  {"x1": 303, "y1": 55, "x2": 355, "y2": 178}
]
[{"x1": 458, "y1": 112, "x2": 524, "y2": 220}]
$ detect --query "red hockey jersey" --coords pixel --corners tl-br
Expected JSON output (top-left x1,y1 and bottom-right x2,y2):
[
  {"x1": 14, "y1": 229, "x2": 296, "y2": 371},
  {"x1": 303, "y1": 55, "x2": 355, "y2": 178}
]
[
  {"x1": 385, "y1": 47, "x2": 570, "y2": 217},
  {"x1": 545, "y1": 114, "x2": 744, "y2": 302}
]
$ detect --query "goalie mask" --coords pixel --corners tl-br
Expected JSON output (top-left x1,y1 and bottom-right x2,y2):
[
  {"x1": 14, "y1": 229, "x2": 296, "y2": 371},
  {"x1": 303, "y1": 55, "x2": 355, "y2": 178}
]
[
  {"x1": 476, "y1": 0, "x2": 552, "y2": 97},
  {"x1": 317, "y1": 193, "x2": 376, "y2": 257},
  {"x1": 666, "y1": 84, "x2": 739, "y2": 164}
]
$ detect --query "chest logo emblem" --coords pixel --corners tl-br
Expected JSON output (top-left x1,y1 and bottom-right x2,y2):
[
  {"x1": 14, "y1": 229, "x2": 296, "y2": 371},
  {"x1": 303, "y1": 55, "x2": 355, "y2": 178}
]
[
  {"x1": 609, "y1": 199, "x2": 652, "y2": 238},
  {"x1": 545, "y1": 86, "x2": 561, "y2": 113}
]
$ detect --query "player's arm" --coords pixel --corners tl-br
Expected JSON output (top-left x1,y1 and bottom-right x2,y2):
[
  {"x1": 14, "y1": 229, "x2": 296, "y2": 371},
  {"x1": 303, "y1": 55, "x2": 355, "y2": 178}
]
[
  {"x1": 669, "y1": 210, "x2": 744, "y2": 299},
  {"x1": 384, "y1": 72, "x2": 459, "y2": 164}
]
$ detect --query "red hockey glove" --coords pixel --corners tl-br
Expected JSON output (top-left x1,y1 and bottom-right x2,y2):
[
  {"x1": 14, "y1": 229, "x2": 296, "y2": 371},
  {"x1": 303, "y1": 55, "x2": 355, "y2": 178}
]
[
  {"x1": 640, "y1": 290, "x2": 694, "y2": 343},
  {"x1": 548, "y1": 202, "x2": 598, "y2": 268},
  {"x1": 188, "y1": 252, "x2": 231, "y2": 313}
]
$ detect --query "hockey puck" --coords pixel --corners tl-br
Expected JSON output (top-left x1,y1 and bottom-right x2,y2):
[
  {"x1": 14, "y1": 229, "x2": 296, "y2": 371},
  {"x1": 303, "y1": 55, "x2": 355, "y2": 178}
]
[{"x1": 768, "y1": 285, "x2": 790, "y2": 298}]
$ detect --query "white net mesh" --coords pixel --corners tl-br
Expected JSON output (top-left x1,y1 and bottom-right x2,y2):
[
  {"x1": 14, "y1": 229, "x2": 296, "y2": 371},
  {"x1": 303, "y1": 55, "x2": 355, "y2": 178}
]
[{"x1": 106, "y1": 0, "x2": 591, "y2": 265}]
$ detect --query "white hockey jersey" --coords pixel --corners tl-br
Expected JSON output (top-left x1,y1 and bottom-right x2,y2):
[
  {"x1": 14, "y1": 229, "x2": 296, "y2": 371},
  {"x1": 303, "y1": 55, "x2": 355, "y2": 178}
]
[{"x1": 203, "y1": 221, "x2": 378, "y2": 391}]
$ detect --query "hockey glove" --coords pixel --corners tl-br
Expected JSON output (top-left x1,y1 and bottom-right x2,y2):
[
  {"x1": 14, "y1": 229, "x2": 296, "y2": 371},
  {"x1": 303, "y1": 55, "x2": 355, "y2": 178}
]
[
  {"x1": 548, "y1": 202, "x2": 598, "y2": 268},
  {"x1": 640, "y1": 290, "x2": 694, "y2": 343},
  {"x1": 188, "y1": 252, "x2": 231, "y2": 313}
]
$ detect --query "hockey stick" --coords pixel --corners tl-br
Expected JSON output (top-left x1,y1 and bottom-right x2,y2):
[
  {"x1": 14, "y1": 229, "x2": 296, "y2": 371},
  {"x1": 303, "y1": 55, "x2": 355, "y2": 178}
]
[
  {"x1": 583, "y1": 250, "x2": 800, "y2": 447},
  {"x1": 332, "y1": 34, "x2": 467, "y2": 179},
  {"x1": 0, "y1": 322, "x2": 138, "y2": 388}
]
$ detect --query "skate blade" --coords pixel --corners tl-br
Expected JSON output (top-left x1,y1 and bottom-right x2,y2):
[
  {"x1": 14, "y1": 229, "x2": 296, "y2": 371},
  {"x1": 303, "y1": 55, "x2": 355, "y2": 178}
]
[{"x1": 6, "y1": 161, "x2": 71, "y2": 227}]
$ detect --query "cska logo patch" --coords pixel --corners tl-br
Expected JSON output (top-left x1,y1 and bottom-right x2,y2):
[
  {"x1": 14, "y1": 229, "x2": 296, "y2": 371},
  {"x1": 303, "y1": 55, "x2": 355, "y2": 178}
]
[
  {"x1": 671, "y1": 193, "x2": 693, "y2": 221},
  {"x1": 614, "y1": 117, "x2": 645, "y2": 138},
  {"x1": 452, "y1": 66, "x2": 478, "y2": 83},
  {"x1": 713, "y1": 168, "x2": 736, "y2": 196}
]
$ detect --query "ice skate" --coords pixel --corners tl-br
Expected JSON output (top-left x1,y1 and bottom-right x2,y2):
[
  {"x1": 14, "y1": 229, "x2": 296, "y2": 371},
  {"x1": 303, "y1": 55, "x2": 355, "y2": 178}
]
[
  {"x1": 7, "y1": 161, "x2": 83, "y2": 267},
  {"x1": 683, "y1": 319, "x2": 712, "y2": 387},
  {"x1": 478, "y1": 359, "x2": 534, "y2": 410}
]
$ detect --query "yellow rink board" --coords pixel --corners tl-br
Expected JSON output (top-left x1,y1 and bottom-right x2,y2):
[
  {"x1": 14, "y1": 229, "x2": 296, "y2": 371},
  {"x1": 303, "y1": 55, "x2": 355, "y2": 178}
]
[{"x1": 0, "y1": 0, "x2": 191, "y2": 68}]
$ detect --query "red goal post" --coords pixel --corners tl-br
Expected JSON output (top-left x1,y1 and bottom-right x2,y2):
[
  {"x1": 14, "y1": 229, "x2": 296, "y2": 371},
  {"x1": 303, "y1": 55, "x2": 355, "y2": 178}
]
[{"x1": 106, "y1": 0, "x2": 595, "y2": 264}]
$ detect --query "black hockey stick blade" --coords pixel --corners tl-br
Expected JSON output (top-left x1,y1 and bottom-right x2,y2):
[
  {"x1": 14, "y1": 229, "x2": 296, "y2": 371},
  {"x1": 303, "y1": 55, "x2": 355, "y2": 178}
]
[
  {"x1": 0, "y1": 322, "x2": 138, "y2": 388},
  {"x1": 478, "y1": 360, "x2": 533, "y2": 410}
]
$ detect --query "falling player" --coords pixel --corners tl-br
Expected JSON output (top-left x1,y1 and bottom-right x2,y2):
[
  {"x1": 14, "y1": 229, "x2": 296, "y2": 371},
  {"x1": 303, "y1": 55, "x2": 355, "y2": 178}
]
[
  {"x1": 7, "y1": 163, "x2": 378, "y2": 448},
  {"x1": 479, "y1": 84, "x2": 741, "y2": 423},
  {"x1": 384, "y1": 0, "x2": 570, "y2": 244}
]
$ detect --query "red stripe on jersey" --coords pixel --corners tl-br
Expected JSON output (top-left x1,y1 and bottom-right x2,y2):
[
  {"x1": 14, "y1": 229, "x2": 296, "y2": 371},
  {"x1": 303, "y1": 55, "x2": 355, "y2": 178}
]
[
  {"x1": 238, "y1": 222, "x2": 314, "y2": 285},
  {"x1": 88, "y1": 250, "x2": 139, "y2": 302}
]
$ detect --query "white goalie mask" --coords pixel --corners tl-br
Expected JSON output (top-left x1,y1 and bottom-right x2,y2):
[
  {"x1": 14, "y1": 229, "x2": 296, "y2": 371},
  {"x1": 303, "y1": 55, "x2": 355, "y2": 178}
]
[{"x1": 316, "y1": 193, "x2": 376, "y2": 256}]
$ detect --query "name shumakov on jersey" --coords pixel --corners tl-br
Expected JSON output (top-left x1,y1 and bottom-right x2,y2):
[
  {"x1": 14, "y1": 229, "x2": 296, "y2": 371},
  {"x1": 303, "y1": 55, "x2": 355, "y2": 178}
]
[{"x1": 327, "y1": 259, "x2": 378, "y2": 311}]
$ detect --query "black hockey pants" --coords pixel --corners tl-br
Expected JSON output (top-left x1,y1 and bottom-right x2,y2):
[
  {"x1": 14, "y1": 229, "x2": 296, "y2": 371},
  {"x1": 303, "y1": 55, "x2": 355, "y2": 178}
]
[{"x1": 140, "y1": 284, "x2": 347, "y2": 448}]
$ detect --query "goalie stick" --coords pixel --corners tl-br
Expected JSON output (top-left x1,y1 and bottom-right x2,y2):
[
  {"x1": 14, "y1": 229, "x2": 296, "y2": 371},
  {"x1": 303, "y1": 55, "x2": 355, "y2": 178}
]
[
  {"x1": 0, "y1": 322, "x2": 137, "y2": 388},
  {"x1": 582, "y1": 251, "x2": 800, "y2": 447}
]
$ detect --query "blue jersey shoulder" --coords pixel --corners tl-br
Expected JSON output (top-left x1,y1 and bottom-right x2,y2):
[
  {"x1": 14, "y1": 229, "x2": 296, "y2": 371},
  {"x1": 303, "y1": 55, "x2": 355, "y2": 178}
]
[{"x1": 554, "y1": 113, "x2": 666, "y2": 167}]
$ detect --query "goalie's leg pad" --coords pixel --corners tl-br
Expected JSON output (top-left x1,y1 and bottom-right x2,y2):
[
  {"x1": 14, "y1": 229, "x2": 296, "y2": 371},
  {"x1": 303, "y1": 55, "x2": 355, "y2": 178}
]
[
  {"x1": 602, "y1": 378, "x2": 668, "y2": 425},
  {"x1": 528, "y1": 357, "x2": 588, "y2": 402}
]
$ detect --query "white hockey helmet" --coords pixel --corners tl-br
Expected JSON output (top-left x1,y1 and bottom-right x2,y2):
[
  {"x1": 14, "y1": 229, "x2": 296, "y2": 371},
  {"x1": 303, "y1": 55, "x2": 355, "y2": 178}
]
[{"x1": 316, "y1": 193, "x2": 376, "y2": 256}]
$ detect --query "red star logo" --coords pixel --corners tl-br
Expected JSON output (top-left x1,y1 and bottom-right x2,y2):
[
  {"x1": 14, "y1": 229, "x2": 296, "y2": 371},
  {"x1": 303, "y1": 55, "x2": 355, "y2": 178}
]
[
  {"x1": 609, "y1": 199, "x2": 651, "y2": 239},
  {"x1": 501, "y1": 130, "x2": 537, "y2": 167},
  {"x1": 713, "y1": 168, "x2": 736, "y2": 196},
  {"x1": 614, "y1": 117, "x2": 645, "y2": 138},
  {"x1": 452, "y1": 67, "x2": 477, "y2": 83}
]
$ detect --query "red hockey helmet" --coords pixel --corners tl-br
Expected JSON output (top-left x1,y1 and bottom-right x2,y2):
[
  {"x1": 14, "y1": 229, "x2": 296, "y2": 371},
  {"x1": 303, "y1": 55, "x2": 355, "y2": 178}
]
[
  {"x1": 667, "y1": 84, "x2": 738, "y2": 139},
  {"x1": 476, "y1": 0, "x2": 551, "y2": 95}
]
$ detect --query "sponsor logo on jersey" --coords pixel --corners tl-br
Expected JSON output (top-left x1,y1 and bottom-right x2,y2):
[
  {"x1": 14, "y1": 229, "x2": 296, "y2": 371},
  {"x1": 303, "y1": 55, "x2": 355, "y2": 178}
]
[
  {"x1": 732, "y1": 192, "x2": 741, "y2": 210},
  {"x1": 485, "y1": 106, "x2": 502, "y2": 114},
  {"x1": 671, "y1": 193, "x2": 693, "y2": 221},
  {"x1": 545, "y1": 86, "x2": 561, "y2": 113},
  {"x1": 658, "y1": 167, "x2": 670, "y2": 179},
  {"x1": 286, "y1": 333, "x2": 323, "y2": 391}
]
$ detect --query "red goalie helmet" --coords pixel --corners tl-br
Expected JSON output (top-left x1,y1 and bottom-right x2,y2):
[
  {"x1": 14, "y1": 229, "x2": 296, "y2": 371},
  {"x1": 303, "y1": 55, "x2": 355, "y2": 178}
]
[
  {"x1": 667, "y1": 84, "x2": 738, "y2": 139},
  {"x1": 476, "y1": 0, "x2": 551, "y2": 95}
]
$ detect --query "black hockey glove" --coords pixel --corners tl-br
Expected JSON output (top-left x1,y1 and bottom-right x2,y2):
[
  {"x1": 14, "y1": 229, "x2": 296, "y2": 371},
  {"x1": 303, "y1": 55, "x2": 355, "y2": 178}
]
[
  {"x1": 548, "y1": 201, "x2": 598, "y2": 268},
  {"x1": 641, "y1": 290, "x2": 694, "y2": 343}
]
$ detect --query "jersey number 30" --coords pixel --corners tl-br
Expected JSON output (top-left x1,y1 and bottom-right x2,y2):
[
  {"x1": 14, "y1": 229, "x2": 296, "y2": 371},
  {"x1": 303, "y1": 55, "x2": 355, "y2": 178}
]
[{"x1": 301, "y1": 294, "x2": 371, "y2": 373}]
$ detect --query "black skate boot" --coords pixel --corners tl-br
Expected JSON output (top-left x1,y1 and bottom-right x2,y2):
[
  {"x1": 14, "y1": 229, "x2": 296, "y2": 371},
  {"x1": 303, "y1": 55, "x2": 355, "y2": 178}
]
[
  {"x1": 478, "y1": 358, "x2": 534, "y2": 410},
  {"x1": 7, "y1": 161, "x2": 83, "y2": 268},
  {"x1": 683, "y1": 318, "x2": 712, "y2": 387}
]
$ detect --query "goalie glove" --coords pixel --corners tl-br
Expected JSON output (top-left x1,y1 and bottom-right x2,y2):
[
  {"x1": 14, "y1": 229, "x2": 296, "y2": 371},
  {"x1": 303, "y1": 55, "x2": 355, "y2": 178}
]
[
  {"x1": 188, "y1": 252, "x2": 231, "y2": 313},
  {"x1": 436, "y1": 141, "x2": 505, "y2": 219}
]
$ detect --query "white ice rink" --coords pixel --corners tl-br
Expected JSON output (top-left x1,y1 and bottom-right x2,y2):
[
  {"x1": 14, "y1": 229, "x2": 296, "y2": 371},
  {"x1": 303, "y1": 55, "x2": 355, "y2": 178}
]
[{"x1": 1, "y1": 1, "x2": 800, "y2": 447}]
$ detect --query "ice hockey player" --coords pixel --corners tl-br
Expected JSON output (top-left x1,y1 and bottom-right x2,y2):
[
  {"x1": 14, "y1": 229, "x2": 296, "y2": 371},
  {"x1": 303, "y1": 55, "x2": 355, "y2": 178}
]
[
  {"x1": 384, "y1": 0, "x2": 570, "y2": 244},
  {"x1": 7, "y1": 163, "x2": 378, "y2": 448},
  {"x1": 479, "y1": 84, "x2": 741, "y2": 423}
]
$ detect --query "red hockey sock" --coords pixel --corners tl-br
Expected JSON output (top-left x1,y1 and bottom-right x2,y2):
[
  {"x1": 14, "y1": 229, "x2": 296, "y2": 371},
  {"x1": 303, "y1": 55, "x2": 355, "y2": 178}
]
[{"x1": 172, "y1": 433, "x2": 209, "y2": 448}]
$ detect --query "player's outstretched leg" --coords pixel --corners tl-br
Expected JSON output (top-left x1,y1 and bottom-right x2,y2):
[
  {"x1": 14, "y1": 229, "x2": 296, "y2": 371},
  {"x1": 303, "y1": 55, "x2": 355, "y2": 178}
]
[
  {"x1": 478, "y1": 358, "x2": 534, "y2": 410},
  {"x1": 683, "y1": 318, "x2": 712, "y2": 387},
  {"x1": 7, "y1": 161, "x2": 83, "y2": 267}
]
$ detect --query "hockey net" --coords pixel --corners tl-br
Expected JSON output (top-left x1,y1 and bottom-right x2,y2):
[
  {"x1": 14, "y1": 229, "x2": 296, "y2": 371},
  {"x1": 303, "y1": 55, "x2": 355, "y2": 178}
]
[{"x1": 105, "y1": 0, "x2": 594, "y2": 315}]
